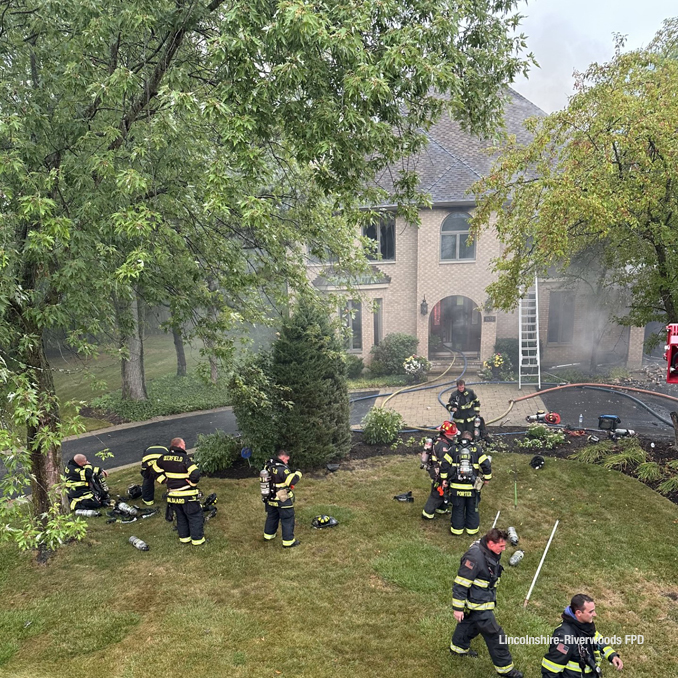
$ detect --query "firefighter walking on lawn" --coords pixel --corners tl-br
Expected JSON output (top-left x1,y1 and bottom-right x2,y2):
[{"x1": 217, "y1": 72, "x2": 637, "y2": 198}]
[
  {"x1": 153, "y1": 437, "x2": 205, "y2": 546},
  {"x1": 450, "y1": 528, "x2": 523, "y2": 678},
  {"x1": 447, "y1": 430, "x2": 491, "y2": 536},
  {"x1": 421, "y1": 421, "x2": 457, "y2": 520}
]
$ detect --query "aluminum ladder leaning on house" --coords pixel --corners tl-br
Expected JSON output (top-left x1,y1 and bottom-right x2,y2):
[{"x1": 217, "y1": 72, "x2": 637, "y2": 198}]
[{"x1": 518, "y1": 277, "x2": 541, "y2": 390}]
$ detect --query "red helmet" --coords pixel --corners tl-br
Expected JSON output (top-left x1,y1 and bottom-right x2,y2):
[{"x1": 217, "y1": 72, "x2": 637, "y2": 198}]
[{"x1": 439, "y1": 420, "x2": 458, "y2": 438}]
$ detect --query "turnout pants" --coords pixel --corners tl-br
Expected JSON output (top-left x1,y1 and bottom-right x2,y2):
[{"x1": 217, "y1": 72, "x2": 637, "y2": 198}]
[
  {"x1": 422, "y1": 484, "x2": 448, "y2": 519},
  {"x1": 453, "y1": 416, "x2": 476, "y2": 434},
  {"x1": 174, "y1": 500, "x2": 205, "y2": 545},
  {"x1": 450, "y1": 609, "x2": 515, "y2": 675},
  {"x1": 141, "y1": 469, "x2": 156, "y2": 504},
  {"x1": 264, "y1": 502, "x2": 296, "y2": 546},
  {"x1": 71, "y1": 496, "x2": 105, "y2": 511},
  {"x1": 450, "y1": 489, "x2": 480, "y2": 535}
]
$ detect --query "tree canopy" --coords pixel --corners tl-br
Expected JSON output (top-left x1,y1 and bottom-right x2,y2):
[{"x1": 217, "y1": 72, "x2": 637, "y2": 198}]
[
  {"x1": 0, "y1": 0, "x2": 532, "y2": 550},
  {"x1": 471, "y1": 19, "x2": 678, "y2": 329}
]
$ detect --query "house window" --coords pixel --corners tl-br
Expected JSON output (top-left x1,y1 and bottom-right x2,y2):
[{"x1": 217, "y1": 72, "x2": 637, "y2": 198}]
[
  {"x1": 363, "y1": 215, "x2": 395, "y2": 261},
  {"x1": 547, "y1": 291, "x2": 575, "y2": 344},
  {"x1": 373, "y1": 299, "x2": 383, "y2": 346},
  {"x1": 343, "y1": 300, "x2": 363, "y2": 351},
  {"x1": 441, "y1": 212, "x2": 475, "y2": 261}
]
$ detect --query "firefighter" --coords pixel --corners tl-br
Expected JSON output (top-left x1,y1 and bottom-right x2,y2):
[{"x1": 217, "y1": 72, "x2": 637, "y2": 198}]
[
  {"x1": 64, "y1": 454, "x2": 111, "y2": 511},
  {"x1": 450, "y1": 528, "x2": 523, "y2": 678},
  {"x1": 263, "y1": 449, "x2": 302, "y2": 548},
  {"x1": 153, "y1": 437, "x2": 205, "y2": 546},
  {"x1": 448, "y1": 430, "x2": 491, "y2": 536},
  {"x1": 542, "y1": 594, "x2": 623, "y2": 677},
  {"x1": 421, "y1": 421, "x2": 457, "y2": 520},
  {"x1": 140, "y1": 444, "x2": 168, "y2": 505},
  {"x1": 447, "y1": 378, "x2": 481, "y2": 433}
]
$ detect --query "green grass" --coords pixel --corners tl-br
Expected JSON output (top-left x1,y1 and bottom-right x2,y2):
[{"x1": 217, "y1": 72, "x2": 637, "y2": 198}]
[
  {"x1": 49, "y1": 334, "x2": 209, "y2": 429},
  {"x1": 348, "y1": 374, "x2": 409, "y2": 390},
  {"x1": 0, "y1": 454, "x2": 677, "y2": 677}
]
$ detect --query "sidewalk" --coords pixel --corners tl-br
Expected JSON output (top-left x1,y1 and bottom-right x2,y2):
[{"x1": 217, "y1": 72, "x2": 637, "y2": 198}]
[{"x1": 367, "y1": 382, "x2": 546, "y2": 429}]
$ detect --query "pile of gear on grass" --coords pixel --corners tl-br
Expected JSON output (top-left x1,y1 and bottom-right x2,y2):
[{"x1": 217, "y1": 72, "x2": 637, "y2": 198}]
[{"x1": 64, "y1": 439, "x2": 219, "y2": 552}]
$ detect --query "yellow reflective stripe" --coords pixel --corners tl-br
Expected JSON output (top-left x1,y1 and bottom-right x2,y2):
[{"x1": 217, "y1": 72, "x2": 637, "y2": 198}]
[
  {"x1": 454, "y1": 576, "x2": 473, "y2": 588},
  {"x1": 494, "y1": 662, "x2": 514, "y2": 674},
  {"x1": 450, "y1": 483, "x2": 474, "y2": 490},
  {"x1": 478, "y1": 454, "x2": 488, "y2": 464},
  {"x1": 142, "y1": 454, "x2": 163, "y2": 463},
  {"x1": 484, "y1": 473, "x2": 493, "y2": 480},
  {"x1": 450, "y1": 644, "x2": 470, "y2": 654},
  {"x1": 542, "y1": 658, "x2": 566, "y2": 673},
  {"x1": 165, "y1": 472, "x2": 190, "y2": 479},
  {"x1": 565, "y1": 660, "x2": 592, "y2": 672},
  {"x1": 472, "y1": 578, "x2": 490, "y2": 588},
  {"x1": 602, "y1": 646, "x2": 614, "y2": 659},
  {"x1": 66, "y1": 481, "x2": 88, "y2": 487},
  {"x1": 168, "y1": 489, "x2": 199, "y2": 497},
  {"x1": 187, "y1": 464, "x2": 198, "y2": 474},
  {"x1": 452, "y1": 598, "x2": 467, "y2": 608},
  {"x1": 465, "y1": 601, "x2": 495, "y2": 610}
]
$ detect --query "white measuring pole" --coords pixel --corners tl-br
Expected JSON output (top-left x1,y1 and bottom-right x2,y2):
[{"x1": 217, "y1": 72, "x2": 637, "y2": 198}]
[
  {"x1": 523, "y1": 519, "x2": 559, "y2": 608},
  {"x1": 491, "y1": 510, "x2": 501, "y2": 529}
]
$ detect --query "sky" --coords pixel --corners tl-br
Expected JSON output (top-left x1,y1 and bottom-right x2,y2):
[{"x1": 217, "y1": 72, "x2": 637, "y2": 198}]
[{"x1": 511, "y1": 0, "x2": 677, "y2": 113}]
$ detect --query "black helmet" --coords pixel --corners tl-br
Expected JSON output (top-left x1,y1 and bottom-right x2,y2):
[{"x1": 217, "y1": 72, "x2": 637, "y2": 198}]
[
  {"x1": 127, "y1": 484, "x2": 142, "y2": 499},
  {"x1": 312, "y1": 515, "x2": 339, "y2": 529},
  {"x1": 529, "y1": 455, "x2": 545, "y2": 470}
]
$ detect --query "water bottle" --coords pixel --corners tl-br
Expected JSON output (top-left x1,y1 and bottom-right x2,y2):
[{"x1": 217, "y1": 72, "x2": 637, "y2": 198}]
[
  {"x1": 507, "y1": 526, "x2": 519, "y2": 546},
  {"x1": 129, "y1": 536, "x2": 149, "y2": 551},
  {"x1": 75, "y1": 509, "x2": 101, "y2": 517},
  {"x1": 578, "y1": 413, "x2": 584, "y2": 427},
  {"x1": 508, "y1": 550, "x2": 524, "y2": 566}
]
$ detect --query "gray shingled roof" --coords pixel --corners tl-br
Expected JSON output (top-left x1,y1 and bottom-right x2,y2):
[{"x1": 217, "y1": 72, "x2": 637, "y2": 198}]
[{"x1": 374, "y1": 88, "x2": 545, "y2": 205}]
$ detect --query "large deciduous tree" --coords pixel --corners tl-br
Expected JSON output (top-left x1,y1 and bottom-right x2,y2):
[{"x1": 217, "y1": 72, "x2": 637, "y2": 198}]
[
  {"x1": 0, "y1": 0, "x2": 532, "y2": 550},
  {"x1": 472, "y1": 21, "x2": 678, "y2": 331}
]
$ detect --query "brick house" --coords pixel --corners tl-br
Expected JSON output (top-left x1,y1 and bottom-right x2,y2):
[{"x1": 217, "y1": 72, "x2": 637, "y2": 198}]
[{"x1": 310, "y1": 89, "x2": 645, "y2": 372}]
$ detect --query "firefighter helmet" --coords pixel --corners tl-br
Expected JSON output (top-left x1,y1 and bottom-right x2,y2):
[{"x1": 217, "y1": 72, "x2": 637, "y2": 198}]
[
  {"x1": 312, "y1": 515, "x2": 339, "y2": 529},
  {"x1": 439, "y1": 420, "x2": 458, "y2": 438},
  {"x1": 127, "y1": 484, "x2": 142, "y2": 500},
  {"x1": 529, "y1": 455, "x2": 545, "y2": 470}
]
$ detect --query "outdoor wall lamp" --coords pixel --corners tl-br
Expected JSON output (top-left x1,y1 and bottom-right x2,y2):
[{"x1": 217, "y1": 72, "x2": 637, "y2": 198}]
[{"x1": 420, "y1": 297, "x2": 428, "y2": 315}]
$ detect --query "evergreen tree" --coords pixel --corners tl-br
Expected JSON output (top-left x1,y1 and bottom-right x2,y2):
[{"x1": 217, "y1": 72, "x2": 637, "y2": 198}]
[{"x1": 270, "y1": 300, "x2": 351, "y2": 467}]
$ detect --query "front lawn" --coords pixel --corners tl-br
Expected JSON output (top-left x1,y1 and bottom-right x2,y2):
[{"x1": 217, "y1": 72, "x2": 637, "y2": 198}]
[{"x1": 0, "y1": 452, "x2": 676, "y2": 677}]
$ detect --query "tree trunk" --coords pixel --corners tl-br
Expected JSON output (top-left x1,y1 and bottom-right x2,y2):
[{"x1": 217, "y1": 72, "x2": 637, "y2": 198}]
[
  {"x1": 23, "y1": 330, "x2": 63, "y2": 516},
  {"x1": 117, "y1": 293, "x2": 148, "y2": 400},
  {"x1": 172, "y1": 324, "x2": 187, "y2": 377}
]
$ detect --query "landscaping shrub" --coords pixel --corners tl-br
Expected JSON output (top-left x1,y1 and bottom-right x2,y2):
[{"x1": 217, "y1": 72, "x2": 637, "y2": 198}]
[
  {"x1": 270, "y1": 299, "x2": 351, "y2": 467},
  {"x1": 361, "y1": 407, "x2": 403, "y2": 445},
  {"x1": 369, "y1": 333, "x2": 419, "y2": 376},
  {"x1": 91, "y1": 371, "x2": 230, "y2": 421},
  {"x1": 345, "y1": 354, "x2": 364, "y2": 379},
  {"x1": 194, "y1": 431, "x2": 242, "y2": 474},
  {"x1": 230, "y1": 299, "x2": 351, "y2": 468},
  {"x1": 494, "y1": 338, "x2": 519, "y2": 370}
]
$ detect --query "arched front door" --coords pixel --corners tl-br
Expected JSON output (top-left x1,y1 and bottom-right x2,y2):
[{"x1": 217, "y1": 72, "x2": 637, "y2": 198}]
[{"x1": 429, "y1": 295, "x2": 481, "y2": 356}]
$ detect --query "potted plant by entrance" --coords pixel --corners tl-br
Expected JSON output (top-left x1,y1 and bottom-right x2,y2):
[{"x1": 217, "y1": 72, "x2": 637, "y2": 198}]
[{"x1": 403, "y1": 354, "x2": 431, "y2": 384}]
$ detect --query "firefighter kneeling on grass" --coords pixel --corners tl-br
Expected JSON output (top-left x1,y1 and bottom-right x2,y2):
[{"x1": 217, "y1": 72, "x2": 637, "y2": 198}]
[
  {"x1": 153, "y1": 437, "x2": 205, "y2": 546},
  {"x1": 262, "y1": 449, "x2": 302, "y2": 548},
  {"x1": 421, "y1": 420, "x2": 457, "y2": 520},
  {"x1": 448, "y1": 430, "x2": 491, "y2": 536}
]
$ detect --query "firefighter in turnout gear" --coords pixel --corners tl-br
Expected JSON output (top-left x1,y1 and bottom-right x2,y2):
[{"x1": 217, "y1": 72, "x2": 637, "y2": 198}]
[
  {"x1": 542, "y1": 594, "x2": 623, "y2": 677},
  {"x1": 448, "y1": 430, "x2": 491, "y2": 536},
  {"x1": 263, "y1": 450, "x2": 302, "y2": 548},
  {"x1": 140, "y1": 444, "x2": 167, "y2": 505},
  {"x1": 153, "y1": 437, "x2": 205, "y2": 545},
  {"x1": 450, "y1": 529, "x2": 523, "y2": 678},
  {"x1": 64, "y1": 454, "x2": 110, "y2": 511},
  {"x1": 447, "y1": 378, "x2": 481, "y2": 434},
  {"x1": 421, "y1": 421, "x2": 457, "y2": 520}
]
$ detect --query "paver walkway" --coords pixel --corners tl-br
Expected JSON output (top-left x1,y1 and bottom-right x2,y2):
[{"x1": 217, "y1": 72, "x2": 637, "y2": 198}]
[{"x1": 368, "y1": 382, "x2": 546, "y2": 429}]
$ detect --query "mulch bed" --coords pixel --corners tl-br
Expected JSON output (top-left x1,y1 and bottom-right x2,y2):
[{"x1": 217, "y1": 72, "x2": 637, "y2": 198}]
[{"x1": 207, "y1": 428, "x2": 678, "y2": 505}]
